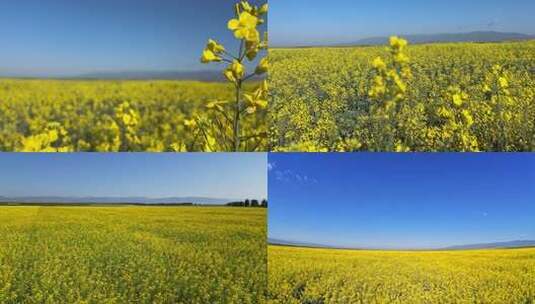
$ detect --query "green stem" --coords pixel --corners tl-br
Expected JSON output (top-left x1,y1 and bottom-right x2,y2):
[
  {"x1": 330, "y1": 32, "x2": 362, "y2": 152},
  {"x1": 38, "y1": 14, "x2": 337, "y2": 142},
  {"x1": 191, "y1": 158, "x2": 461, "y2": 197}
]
[
  {"x1": 232, "y1": 40, "x2": 246, "y2": 152},
  {"x1": 234, "y1": 82, "x2": 241, "y2": 151}
]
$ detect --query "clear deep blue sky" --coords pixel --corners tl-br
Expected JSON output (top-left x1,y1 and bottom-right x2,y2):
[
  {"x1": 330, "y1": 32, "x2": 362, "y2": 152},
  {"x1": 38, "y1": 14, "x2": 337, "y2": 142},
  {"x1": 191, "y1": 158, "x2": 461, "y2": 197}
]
[
  {"x1": 272, "y1": 0, "x2": 535, "y2": 46},
  {"x1": 0, "y1": 153, "x2": 266, "y2": 199},
  {"x1": 269, "y1": 153, "x2": 535, "y2": 249},
  {"x1": 0, "y1": 0, "x2": 266, "y2": 76}
]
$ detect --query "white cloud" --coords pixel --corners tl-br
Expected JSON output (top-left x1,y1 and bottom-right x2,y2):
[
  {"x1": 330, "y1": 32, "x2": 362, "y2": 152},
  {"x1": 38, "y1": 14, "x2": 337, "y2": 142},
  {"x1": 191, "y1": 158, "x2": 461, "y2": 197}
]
[{"x1": 274, "y1": 169, "x2": 317, "y2": 184}]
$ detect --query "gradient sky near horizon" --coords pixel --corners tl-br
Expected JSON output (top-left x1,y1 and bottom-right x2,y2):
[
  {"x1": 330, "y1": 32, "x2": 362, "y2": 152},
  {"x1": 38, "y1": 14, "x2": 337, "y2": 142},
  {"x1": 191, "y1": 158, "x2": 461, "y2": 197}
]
[
  {"x1": 0, "y1": 0, "x2": 266, "y2": 76},
  {"x1": 268, "y1": 153, "x2": 535, "y2": 249},
  {"x1": 271, "y1": 0, "x2": 535, "y2": 46},
  {"x1": 0, "y1": 153, "x2": 266, "y2": 199}
]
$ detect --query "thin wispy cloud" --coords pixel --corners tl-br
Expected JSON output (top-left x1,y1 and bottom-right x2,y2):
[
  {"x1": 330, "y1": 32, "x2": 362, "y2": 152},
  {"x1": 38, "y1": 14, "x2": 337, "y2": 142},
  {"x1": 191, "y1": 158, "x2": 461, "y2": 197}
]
[
  {"x1": 487, "y1": 20, "x2": 498, "y2": 28},
  {"x1": 274, "y1": 169, "x2": 318, "y2": 185},
  {"x1": 457, "y1": 19, "x2": 500, "y2": 31}
]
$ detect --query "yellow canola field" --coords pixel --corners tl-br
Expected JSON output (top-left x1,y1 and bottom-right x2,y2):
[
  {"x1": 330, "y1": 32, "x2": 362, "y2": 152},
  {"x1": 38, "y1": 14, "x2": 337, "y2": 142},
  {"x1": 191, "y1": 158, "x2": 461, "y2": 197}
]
[
  {"x1": 0, "y1": 80, "x2": 266, "y2": 152},
  {"x1": 0, "y1": 206, "x2": 267, "y2": 304},
  {"x1": 270, "y1": 40, "x2": 535, "y2": 152},
  {"x1": 268, "y1": 245, "x2": 535, "y2": 304}
]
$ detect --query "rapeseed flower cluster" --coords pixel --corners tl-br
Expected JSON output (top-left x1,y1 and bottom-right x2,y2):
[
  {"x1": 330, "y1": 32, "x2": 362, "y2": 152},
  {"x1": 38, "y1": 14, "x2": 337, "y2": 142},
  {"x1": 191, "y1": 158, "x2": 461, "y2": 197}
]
[
  {"x1": 196, "y1": 1, "x2": 268, "y2": 151},
  {"x1": 0, "y1": 206, "x2": 267, "y2": 303},
  {"x1": 0, "y1": 80, "x2": 267, "y2": 151},
  {"x1": 269, "y1": 39, "x2": 535, "y2": 151},
  {"x1": 269, "y1": 245, "x2": 535, "y2": 303}
]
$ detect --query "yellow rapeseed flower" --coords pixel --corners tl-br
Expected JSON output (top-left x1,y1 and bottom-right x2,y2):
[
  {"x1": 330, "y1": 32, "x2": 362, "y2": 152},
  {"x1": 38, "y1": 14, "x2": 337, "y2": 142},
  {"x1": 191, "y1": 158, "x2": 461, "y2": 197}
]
[
  {"x1": 389, "y1": 36, "x2": 408, "y2": 50},
  {"x1": 372, "y1": 57, "x2": 386, "y2": 70},
  {"x1": 223, "y1": 60, "x2": 245, "y2": 84},
  {"x1": 240, "y1": 1, "x2": 253, "y2": 12},
  {"x1": 228, "y1": 12, "x2": 259, "y2": 42},
  {"x1": 201, "y1": 49, "x2": 221, "y2": 63},
  {"x1": 255, "y1": 57, "x2": 268, "y2": 75},
  {"x1": 207, "y1": 39, "x2": 225, "y2": 53},
  {"x1": 258, "y1": 3, "x2": 268, "y2": 15},
  {"x1": 184, "y1": 119, "x2": 197, "y2": 128},
  {"x1": 206, "y1": 100, "x2": 229, "y2": 111},
  {"x1": 498, "y1": 77, "x2": 509, "y2": 89},
  {"x1": 452, "y1": 94, "x2": 464, "y2": 107},
  {"x1": 462, "y1": 110, "x2": 474, "y2": 126}
]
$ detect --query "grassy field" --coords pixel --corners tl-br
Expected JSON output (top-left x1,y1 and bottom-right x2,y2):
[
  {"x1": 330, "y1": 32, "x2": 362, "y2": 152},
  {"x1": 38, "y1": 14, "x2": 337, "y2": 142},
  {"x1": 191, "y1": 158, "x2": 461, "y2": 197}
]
[
  {"x1": 0, "y1": 206, "x2": 267, "y2": 304},
  {"x1": 270, "y1": 40, "x2": 535, "y2": 152},
  {"x1": 0, "y1": 79, "x2": 266, "y2": 152},
  {"x1": 268, "y1": 245, "x2": 535, "y2": 304}
]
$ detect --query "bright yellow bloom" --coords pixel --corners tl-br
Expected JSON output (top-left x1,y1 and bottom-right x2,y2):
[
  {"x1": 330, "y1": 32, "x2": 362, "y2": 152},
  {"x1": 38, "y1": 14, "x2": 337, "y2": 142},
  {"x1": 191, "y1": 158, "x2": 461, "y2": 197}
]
[
  {"x1": 389, "y1": 36, "x2": 408, "y2": 50},
  {"x1": 395, "y1": 142, "x2": 410, "y2": 152},
  {"x1": 372, "y1": 57, "x2": 386, "y2": 70},
  {"x1": 255, "y1": 57, "x2": 268, "y2": 75},
  {"x1": 394, "y1": 53, "x2": 410, "y2": 65},
  {"x1": 206, "y1": 100, "x2": 229, "y2": 111},
  {"x1": 369, "y1": 76, "x2": 386, "y2": 98},
  {"x1": 437, "y1": 106, "x2": 453, "y2": 119},
  {"x1": 498, "y1": 76, "x2": 509, "y2": 89},
  {"x1": 244, "y1": 83, "x2": 268, "y2": 114},
  {"x1": 452, "y1": 93, "x2": 464, "y2": 107},
  {"x1": 462, "y1": 110, "x2": 474, "y2": 126},
  {"x1": 184, "y1": 119, "x2": 197, "y2": 128},
  {"x1": 258, "y1": 3, "x2": 268, "y2": 15},
  {"x1": 223, "y1": 60, "x2": 245, "y2": 84},
  {"x1": 228, "y1": 12, "x2": 259, "y2": 42},
  {"x1": 392, "y1": 73, "x2": 407, "y2": 93},
  {"x1": 240, "y1": 1, "x2": 268, "y2": 18},
  {"x1": 170, "y1": 142, "x2": 188, "y2": 152},
  {"x1": 201, "y1": 49, "x2": 221, "y2": 63},
  {"x1": 207, "y1": 39, "x2": 225, "y2": 53},
  {"x1": 240, "y1": 1, "x2": 253, "y2": 12}
]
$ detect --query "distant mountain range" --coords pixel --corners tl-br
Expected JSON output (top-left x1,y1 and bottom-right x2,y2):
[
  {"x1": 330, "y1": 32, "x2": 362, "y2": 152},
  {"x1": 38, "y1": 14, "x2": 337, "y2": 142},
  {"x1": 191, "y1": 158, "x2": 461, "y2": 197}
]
[
  {"x1": 0, "y1": 70, "x2": 225, "y2": 81},
  {"x1": 275, "y1": 31, "x2": 535, "y2": 48},
  {"x1": 74, "y1": 70, "x2": 225, "y2": 81},
  {"x1": 268, "y1": 238, "x2": 335, "y2": 249},
  {"x1": 268, "y1": 238, "x2": 535, "y2": 251},
  {"x1": 443, "y1": 240, "x2": 535, "y2": 250},
  {"x1": 345, "y1": 31, "x2": 534, "y2": 46},
  {"x1": 0, "y1": 69, "x2": 266, "y2": 81},
  {"x1": 0, "y1": 196, "x2": 237, "y2": 205}
]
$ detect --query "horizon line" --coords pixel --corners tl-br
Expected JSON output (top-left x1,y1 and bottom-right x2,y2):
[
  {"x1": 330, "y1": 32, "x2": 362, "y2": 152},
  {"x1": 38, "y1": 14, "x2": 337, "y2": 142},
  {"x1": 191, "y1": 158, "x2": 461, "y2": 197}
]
[
  {"x1": 0, "y1": 195, "x2": 266, "y2": 199},
  {"x1": 271, "y1": 30, "x2": 535, "y2": 48},
  {"x1": 268, "y1": 238, "x2": 535, "y2": 251}
]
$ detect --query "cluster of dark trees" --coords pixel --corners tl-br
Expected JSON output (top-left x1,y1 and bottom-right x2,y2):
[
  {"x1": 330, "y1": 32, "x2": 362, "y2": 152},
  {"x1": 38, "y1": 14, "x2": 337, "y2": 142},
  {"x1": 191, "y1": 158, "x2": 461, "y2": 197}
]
[{"x1": 226, "y1": 199, "x2": 267, "y2": 208}]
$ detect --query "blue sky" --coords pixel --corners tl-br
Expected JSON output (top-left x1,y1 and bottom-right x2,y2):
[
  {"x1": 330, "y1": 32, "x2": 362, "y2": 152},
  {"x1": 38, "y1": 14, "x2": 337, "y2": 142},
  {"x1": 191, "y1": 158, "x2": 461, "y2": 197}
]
[
  {"x1": 0, "y1": 0, "x2": 266, "y2": 76},
  {"x1": 268, "y1": 153, "x2": 535, "y2": 249},
  {"x1": 271, "y1": 0, "x2": 535, "y2": 45},
  {"x1": 0, "y1": 153, "x2": 266, "y2": 199}
]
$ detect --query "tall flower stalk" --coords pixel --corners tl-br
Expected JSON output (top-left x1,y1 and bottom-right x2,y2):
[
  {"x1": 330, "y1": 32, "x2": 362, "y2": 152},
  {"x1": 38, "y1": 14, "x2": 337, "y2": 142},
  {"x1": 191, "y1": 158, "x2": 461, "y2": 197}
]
[{"x1": 197, "y1": 1, "x2": 268, "y2": 151}]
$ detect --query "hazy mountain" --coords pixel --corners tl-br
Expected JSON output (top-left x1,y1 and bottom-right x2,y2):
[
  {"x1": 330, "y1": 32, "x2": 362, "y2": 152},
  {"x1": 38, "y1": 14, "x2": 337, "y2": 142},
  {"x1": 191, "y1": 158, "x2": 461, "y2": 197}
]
[
  {"x1": 343, "y1": 31, "x2": 534, "y2": 46},
  {"x1": 0, "y1": 196, "x2": 237, "y2": 205},
  {"x1": 442, "y1": 240, "x2": 535, "y2": 250},
  {"x1": 268, "y1": 238, "x2": 340, "y2": 249},
  {"x1": 0, "y1": 69, "x2": 268, "y2": 81},
  {"x1": 0, "y1": 70, "x2": 226, "y2": 81},
  {"x1": 73, "y1": 70, "x2": 225, "y2": 81},
  {"x1": 269, "y1": 238, "x2": 535, "y2": 251}
]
